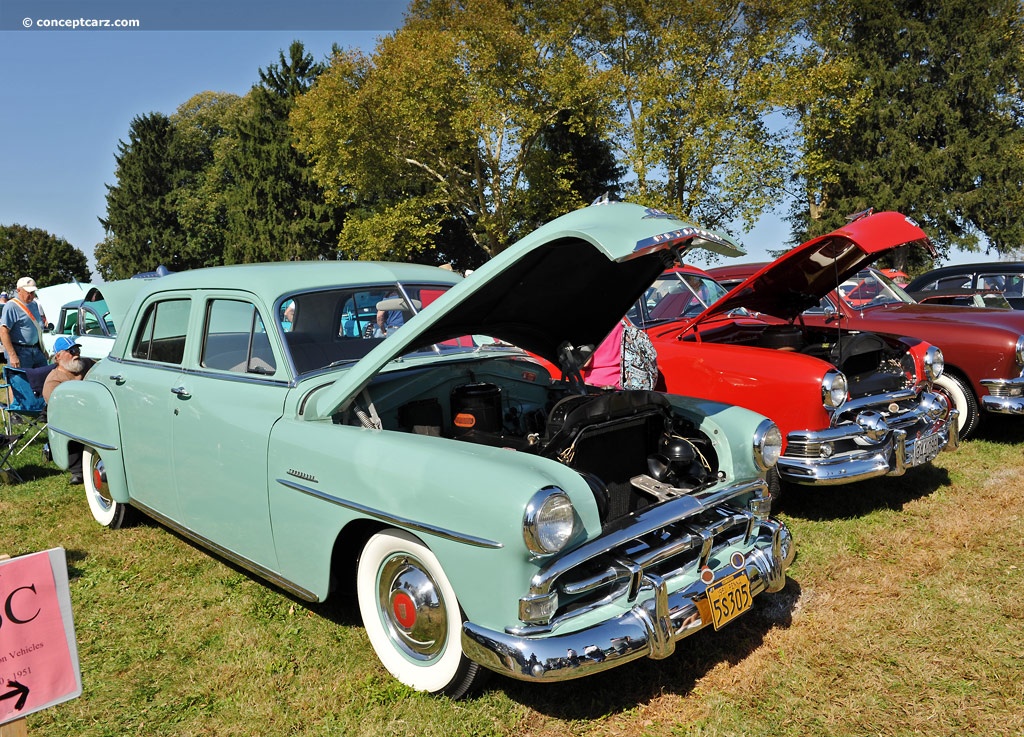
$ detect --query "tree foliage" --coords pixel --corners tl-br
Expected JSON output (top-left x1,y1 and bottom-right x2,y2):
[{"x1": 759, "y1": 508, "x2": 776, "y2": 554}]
[
  {"x1": 583, "y1": 0, "x2": 812, "y2": 234},
  {"x1": 291, "y1": 0, "x2": 619, "y2": 260},
  {"x1": 89, "y1": 2, "x2": 1023, "y2": 278},
  {"x1": 0, "y1": 224, "x2": 92, "y2": 289},
  {"x1": 790, "y1": 0, "x2": 1024, "y2": 265},
  {"x1": 98, "y1": 112, "x2": 181, "y2": 279},
  {"x1": 220, "y1": 41, "x2": 347, "y2": 263}
]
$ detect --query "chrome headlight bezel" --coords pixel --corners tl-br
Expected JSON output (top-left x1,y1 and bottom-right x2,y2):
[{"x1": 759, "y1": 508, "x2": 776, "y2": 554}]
[
  {"x1": 523, "y1": 487, "x2": 577, "y2": 556},
  {"x1": 821, "y1": 370, "x2": 849, "y2": 410},
  {"x1": 1016, "y1": 335, "x2": 1024, "y2": 367},
  {"x1": 923, "y1": 345, "x2": 944, "y2": 382},
  {"x1": 753, "y1": 419, "x2": 783, "y2": 471}
]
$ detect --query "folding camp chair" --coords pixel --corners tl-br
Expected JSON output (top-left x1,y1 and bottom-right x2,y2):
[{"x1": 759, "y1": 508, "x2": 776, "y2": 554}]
[
  {"x1": 0, "y1": 431, "x2": 22, "y2": 483},
  {"x1": 0, "y1": 363, "x2": 56, "y2": 461}
]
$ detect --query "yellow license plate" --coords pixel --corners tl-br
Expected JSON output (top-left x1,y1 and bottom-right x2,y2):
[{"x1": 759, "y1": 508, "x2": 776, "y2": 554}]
[{"x1": 706, "y1": 570, "x2": 752, "y2": 630}]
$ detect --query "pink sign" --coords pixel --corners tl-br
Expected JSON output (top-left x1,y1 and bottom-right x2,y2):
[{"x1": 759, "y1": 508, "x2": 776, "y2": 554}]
[{"x1": 0, "y1": 549, "x2": 82, "y2": 725}]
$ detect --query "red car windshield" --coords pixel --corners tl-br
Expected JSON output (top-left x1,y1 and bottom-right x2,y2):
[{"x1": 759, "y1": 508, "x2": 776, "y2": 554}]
[
  {"x1": 629, "y1": 271, "x2": 730, "y2": 327},
  {"x1": 834, "y1": 269, "x2": 913, "y2": 310}
]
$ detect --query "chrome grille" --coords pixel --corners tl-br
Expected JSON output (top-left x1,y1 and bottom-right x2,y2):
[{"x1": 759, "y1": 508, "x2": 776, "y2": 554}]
[{"x1": 516, "y1": 482, "x2": 763, "y2": 634}]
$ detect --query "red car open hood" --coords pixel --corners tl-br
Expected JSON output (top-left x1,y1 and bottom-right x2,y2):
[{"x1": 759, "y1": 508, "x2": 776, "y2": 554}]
[{"x1": 695, "y1": 211, "x2": 935, "y2": 322}]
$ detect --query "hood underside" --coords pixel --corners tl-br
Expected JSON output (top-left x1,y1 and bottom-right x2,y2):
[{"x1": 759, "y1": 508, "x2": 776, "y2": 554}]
[
  {"x1": 697, "y1": 211, "x2": 934, "y2": 322},
  {"x1": 408, "y1": 202, "x2": 745, "y2": 362}
]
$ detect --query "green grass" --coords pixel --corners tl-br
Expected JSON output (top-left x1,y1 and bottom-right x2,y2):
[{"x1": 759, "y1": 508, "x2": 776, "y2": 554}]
[{"x1": 2, "y1": 415, "x2": 1022, "y2": 736}]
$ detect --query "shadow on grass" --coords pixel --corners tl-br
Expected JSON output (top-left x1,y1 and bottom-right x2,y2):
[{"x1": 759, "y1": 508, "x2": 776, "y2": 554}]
[
  {"x1": 971, "y1": 414, "x2": 1024, "y2": 445},
  {"x1": 775, "y1": 462, "x2": 953, "y2": 522},
  {"x1": 129, "y1": 513, "x2": 365, "y2": 628},
  {"x1": 498, "y1": 576, "x2": 802, "y2": 717},
  {"x1": 7, "y1": 459, "x2": 65, "y2": 482}
]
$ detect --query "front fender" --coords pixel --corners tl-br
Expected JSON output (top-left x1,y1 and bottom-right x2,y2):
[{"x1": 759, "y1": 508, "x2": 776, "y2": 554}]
[
  {"x1": 46, "y1": 379, "x2": 129, "y2": 503},
  {"x1": 655, "y1": 341, "x2": 832, "y2": 449}
]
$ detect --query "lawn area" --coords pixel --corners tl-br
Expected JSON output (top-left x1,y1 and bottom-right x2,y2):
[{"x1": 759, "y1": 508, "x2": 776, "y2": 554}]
[{"x1": 2, "y1": 416, "x2": 1022, "y2": 736}]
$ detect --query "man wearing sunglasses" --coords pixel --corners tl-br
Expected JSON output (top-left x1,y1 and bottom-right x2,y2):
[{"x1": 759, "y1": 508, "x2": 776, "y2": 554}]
[{"x1": 43, "y1": 336, "x2": 94, "y2": 484}]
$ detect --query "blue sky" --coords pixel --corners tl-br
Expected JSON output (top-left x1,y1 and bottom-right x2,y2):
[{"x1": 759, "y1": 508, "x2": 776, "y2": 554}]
[{"x1": 0, "y1": 1, "x2": 984, "y2": 282}]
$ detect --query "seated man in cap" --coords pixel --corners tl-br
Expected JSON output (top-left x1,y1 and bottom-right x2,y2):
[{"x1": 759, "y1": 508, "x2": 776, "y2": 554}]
[
  {"x1": 0, "y1": 277, "x2": 48, "y2": 369},
  {"x1": 43, "y1": 336, "x2": 94, "y2": 484}
]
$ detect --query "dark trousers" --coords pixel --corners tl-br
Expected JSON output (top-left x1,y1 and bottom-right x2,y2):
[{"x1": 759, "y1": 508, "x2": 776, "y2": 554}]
[{"x1": 68, "y1": 441, "x2": 83, "y2": 476}]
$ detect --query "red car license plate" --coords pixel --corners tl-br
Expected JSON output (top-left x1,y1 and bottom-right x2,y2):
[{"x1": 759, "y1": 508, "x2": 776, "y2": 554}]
[{"x1": 706, "y1": 570, "x2": 752, "y2": 630}]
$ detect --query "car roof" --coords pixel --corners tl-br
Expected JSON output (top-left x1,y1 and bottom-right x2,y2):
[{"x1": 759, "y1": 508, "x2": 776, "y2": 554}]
[{"x1": 905, "y1": 261, "x2": 1024, "y2": 289}]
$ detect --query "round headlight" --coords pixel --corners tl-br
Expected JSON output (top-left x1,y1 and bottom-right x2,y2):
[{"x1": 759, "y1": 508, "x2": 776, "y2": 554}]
[
  {"x1": 821, "y1": 370, "x2": 848, "y2": 409},
  {"x1": 753, "y1": 419, "x2": 783, "y2": 470},
  {"x1": 923, "y1": 346, "x2": 944, "y2": 381},
  {"x1": 1016, "y1": 335, "x2": 1024, "y2": 367},
  {"x1": 523, "y1": 488, "x2": 576, "y2": 555}
]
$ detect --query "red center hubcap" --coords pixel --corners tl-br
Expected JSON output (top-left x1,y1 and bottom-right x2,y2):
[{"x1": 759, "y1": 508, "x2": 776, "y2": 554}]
[{"x1": 392, "y1": 591, "x2": 417, "y2": 629}]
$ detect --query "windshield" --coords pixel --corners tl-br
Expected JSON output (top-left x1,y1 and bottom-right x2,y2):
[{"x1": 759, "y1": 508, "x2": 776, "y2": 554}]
[
  {"x1": 627, "y1": 270, "x2": 729, "y2": 327},
  {"x1": 280, "y1": 282, "x2": 484, "y2": 374}
]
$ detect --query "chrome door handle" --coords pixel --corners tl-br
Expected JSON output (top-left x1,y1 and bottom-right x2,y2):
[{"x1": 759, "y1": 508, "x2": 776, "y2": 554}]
[{"x1": 170, "y1": 386, "x2": 191, "y2": 398}]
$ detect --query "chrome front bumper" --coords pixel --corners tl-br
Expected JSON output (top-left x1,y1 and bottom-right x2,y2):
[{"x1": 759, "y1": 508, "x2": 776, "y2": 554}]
[
  {"x1": 778, "y1": 391, "x2": 959, "y2": 486},
  {"x1": 981, "y1": 376, "x2": 1024, "y2": 415},
  {"x1": 461, "y1": 519, "x2": 794, "y2": 683}
]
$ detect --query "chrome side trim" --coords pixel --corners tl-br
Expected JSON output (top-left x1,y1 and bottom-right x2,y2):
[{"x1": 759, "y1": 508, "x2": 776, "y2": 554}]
[
  {"x1": 46, "y1": 425, "x2": 118, "y2": 451},
  {"x1": 276, "y1": 478, "x2": 503, "y2": 549},
  {"x1": 128, "y1": 499, "x2": 320, "y2": 603}
]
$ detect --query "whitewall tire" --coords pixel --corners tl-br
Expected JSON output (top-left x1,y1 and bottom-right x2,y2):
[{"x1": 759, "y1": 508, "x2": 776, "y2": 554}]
[
  {"x1": 356, "y1": 529, "x2": 484, "y2": 698},
  {"x1": 933, "y1": 373, "x2": 979, "y2": 438},
  {"x1": 83, "y1": 447, "x2": 130, "y2": 529}
]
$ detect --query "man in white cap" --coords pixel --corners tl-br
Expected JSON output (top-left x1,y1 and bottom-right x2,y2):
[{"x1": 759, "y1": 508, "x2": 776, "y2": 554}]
[{"x1": 0, "y1": 277, "x2": 48, "y2": 369}]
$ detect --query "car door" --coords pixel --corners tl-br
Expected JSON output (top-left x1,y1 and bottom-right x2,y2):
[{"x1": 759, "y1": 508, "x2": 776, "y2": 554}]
[
  {"x1": 171, "y1": 294, "x2": 289, "y2": 569},
  {"x1": 114, "y1": 295, "x2": 192, "y2": 522}
]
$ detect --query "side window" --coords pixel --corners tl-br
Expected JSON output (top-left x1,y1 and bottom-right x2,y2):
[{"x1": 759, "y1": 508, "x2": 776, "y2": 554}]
[
  {"x1": 201, "y1": 299, "x2": 277, "y2": 375},
  {"x1": 131, "y1": 299, "x2": 191, "y2": 364},
  {"x1": 1004, "y1": 275, "x2": 1024, "y2": 298},
  {"x1": 81, "y1": 309, "x2": 102, "y2": 335},
  {"x1": 979, "y1": 272, "x2": 1020, "y2": 295},
  {"x1": 934, "y1": 276, "x2": 970, "y2": 290},
  {"x1": 803, "y1": 295, "x2": 835, "y2": 315},
  {"x1": 61, "y1": 309, "x2": 78, "y2": 334}
]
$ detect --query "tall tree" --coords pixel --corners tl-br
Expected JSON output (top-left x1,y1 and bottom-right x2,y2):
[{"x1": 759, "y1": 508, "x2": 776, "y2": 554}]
[
  {"x1": 790, "y1": 0, "x2": 1024, "y2": 265},
  {"x1": 291, "y1": 0, "x2": 618, "y2": 260},
  {"x1": 98, "y1": 113, "x2": 181, "y2": 279},
  {"x1": 168, "y1": 91, "x2": 241, "y2": 269},
  {"x1": 220, "y1": 41, "x2": 345, "y2": 263},
  {"x1": 582, "y1": 0, "x2": 812, "y2": 233},
  {"x1": 0, "y1": 224, "x2": 92, "y2": 289}
]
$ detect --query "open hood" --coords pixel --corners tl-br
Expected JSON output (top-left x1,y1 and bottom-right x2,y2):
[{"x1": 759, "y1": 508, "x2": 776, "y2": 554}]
[
  {"x1": 310, "y1": 201, "x2": 743, "y2": 417},
  {"x1": 410, "y1": 202, "x2": 744, "y2": 358},
  {"x1": 84, "y1": 279, "x2": 156, "y2": 335},
  {"x1": 696, "y1": 211, "x2": 933, "y2": 322}
]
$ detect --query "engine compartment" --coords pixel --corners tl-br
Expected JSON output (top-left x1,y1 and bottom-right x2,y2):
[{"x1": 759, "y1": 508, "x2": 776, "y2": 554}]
[
  {"x1": 683, "y1": 322, "x2": 915, "y2": 397},
  {"x1": 338, "y1": 361, "x2": 721, "y2": 526}
]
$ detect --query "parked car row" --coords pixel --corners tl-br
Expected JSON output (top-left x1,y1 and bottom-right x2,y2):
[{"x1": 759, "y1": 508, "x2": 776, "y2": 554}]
[
  {"x1": 708, "y1": 255, "x2": 1024, "y2": 438},
  {"x1": 44, "y1": 201, "x2": 1020, "y2": 699}
]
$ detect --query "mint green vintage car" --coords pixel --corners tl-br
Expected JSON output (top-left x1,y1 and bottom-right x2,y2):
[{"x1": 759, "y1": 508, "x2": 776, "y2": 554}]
[{"x1": 47, "y1": 202, "x2": 795, "y2": 698}]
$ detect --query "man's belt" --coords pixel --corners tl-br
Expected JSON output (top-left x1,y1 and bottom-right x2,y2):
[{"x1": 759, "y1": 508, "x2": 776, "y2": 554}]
[{"x1": 11, "y1": 343, "x2": 40, "y2": 348}]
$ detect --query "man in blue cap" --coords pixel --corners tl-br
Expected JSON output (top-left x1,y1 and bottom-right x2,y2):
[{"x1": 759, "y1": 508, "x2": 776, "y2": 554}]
[{"x1": 43, "y1": 336, "x2": 93, "y2": 484}]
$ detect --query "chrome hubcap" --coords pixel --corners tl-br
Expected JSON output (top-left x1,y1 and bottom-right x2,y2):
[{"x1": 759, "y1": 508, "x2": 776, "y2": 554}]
[
  {"x1": 91, "y1": 457, "x2": 112, "y2": 509},
  {"x1": 377, "y1": 555, "x2": 447, "y2": 661}
]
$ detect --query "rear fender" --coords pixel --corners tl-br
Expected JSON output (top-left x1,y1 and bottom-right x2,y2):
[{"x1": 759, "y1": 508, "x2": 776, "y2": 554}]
[{"x1": 46, "y1": 379, "x2": 129, "y2": 503}]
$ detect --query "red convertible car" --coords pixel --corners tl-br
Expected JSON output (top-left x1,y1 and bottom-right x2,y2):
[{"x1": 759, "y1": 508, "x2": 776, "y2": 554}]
[
  {"x1": 622, "y1": 211, "x2": 958, "y2": 496},
  {"x1": 709, "y1": 258, "x2": 1024, "y2": 439}
]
